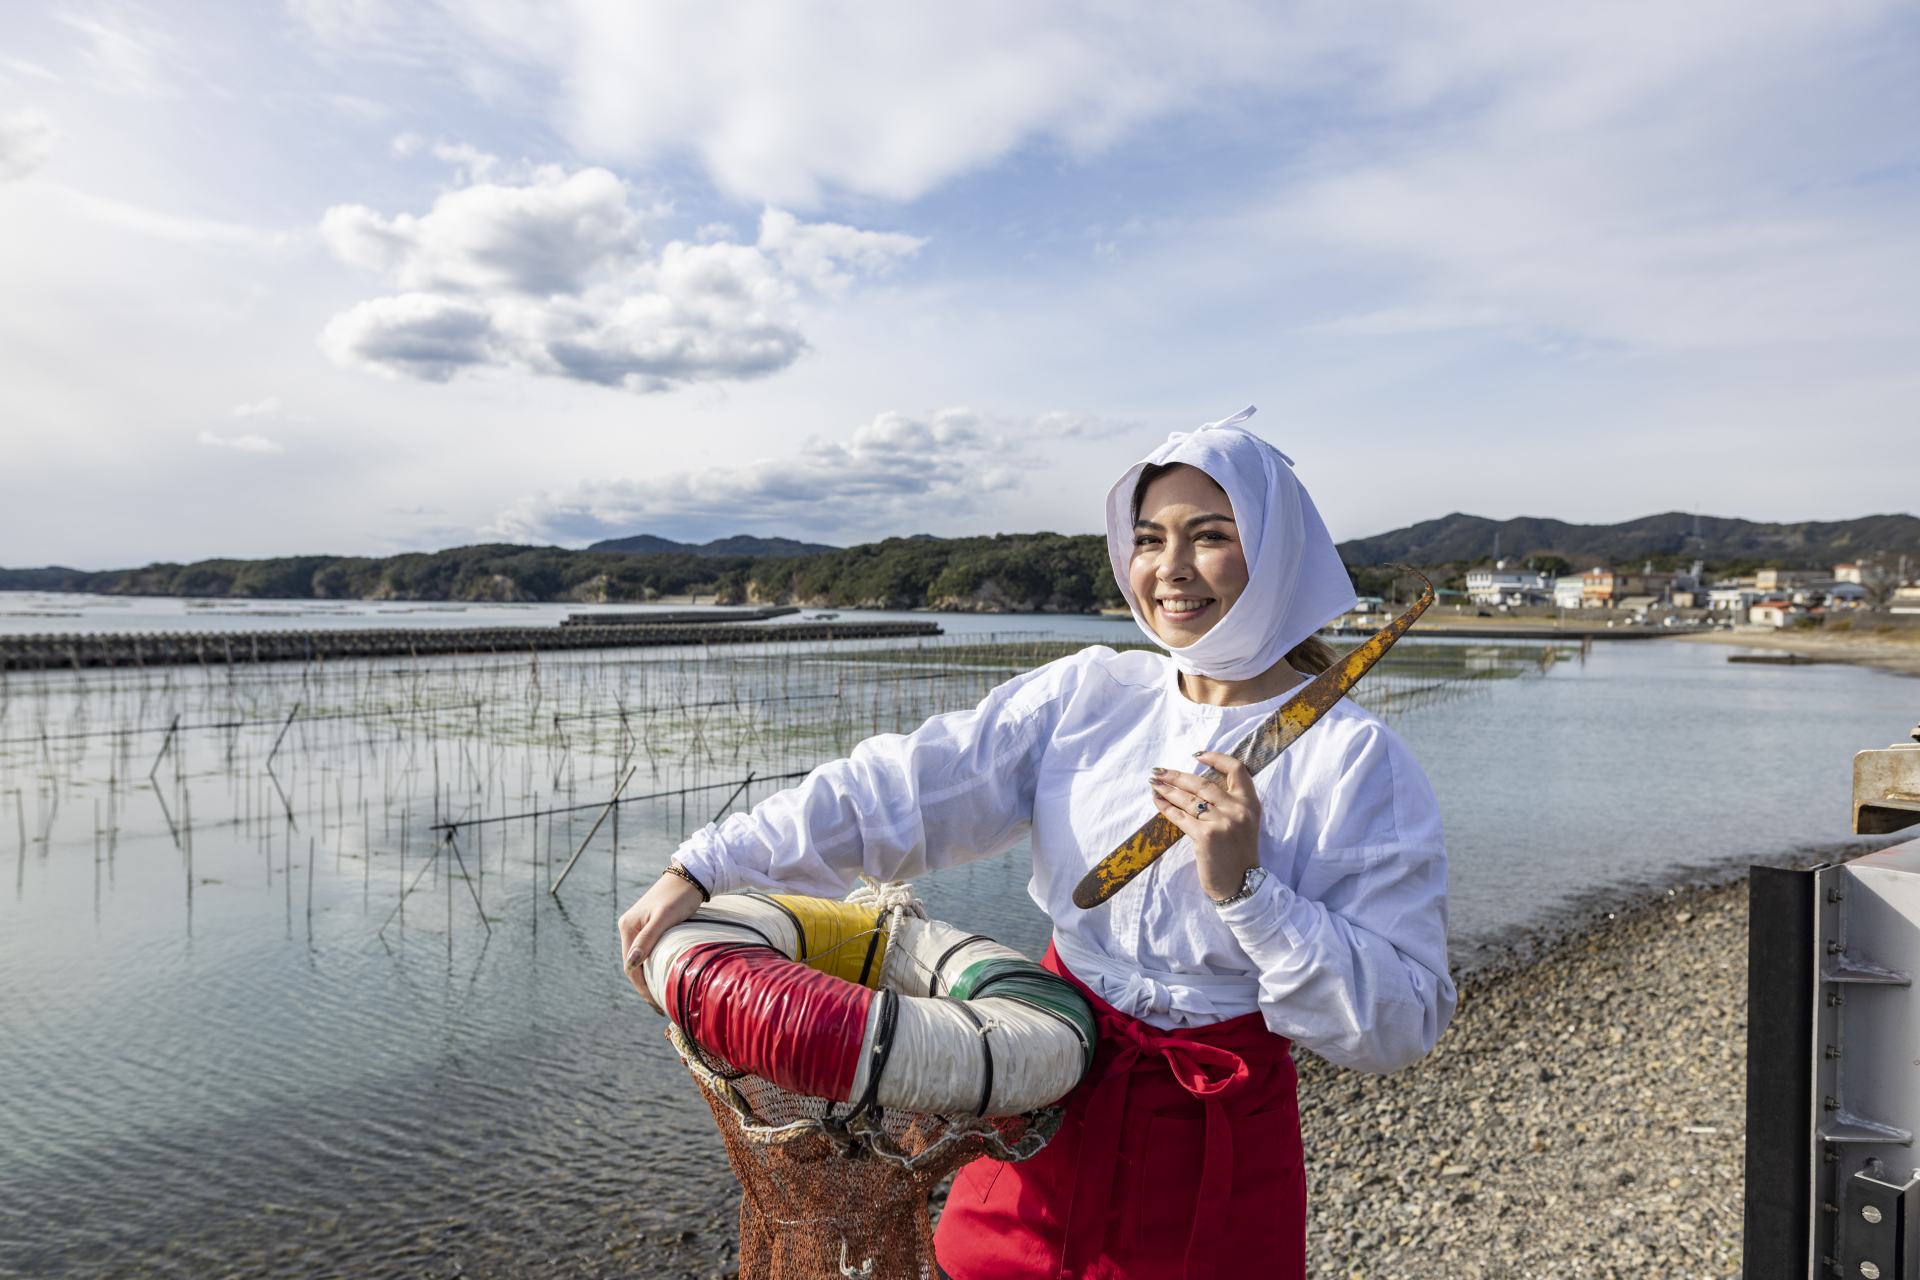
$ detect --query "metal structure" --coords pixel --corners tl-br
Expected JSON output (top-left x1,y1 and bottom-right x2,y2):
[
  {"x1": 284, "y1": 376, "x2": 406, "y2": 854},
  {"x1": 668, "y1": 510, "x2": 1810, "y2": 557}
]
[{"x1": 1747, "y1": 722, "x2": 1920, "y2": 1279}]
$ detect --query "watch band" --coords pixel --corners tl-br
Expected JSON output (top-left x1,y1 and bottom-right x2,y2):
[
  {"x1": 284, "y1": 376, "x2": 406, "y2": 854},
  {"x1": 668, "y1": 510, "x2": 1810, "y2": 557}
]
[{"x1": 1209, "y1": 865, "x2": 1266, "y2": 908}]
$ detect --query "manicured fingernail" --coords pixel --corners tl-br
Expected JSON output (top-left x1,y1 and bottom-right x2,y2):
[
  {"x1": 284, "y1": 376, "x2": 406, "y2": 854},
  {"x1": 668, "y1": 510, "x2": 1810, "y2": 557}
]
[
  {"x1": 625, "y1": 948, "x2": 643, "y2": 969},
  {"x1": 1150, "y1": 766, "x2": 1166, "y2": 776}
]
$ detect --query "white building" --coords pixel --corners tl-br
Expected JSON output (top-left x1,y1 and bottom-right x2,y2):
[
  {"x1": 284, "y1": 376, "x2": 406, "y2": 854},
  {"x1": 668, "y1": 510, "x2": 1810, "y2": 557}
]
[
  {"x1": 1465, "y1": 560, "x2": 1552, "y2": 606},
  {"x1": 1709, "y1": 586, "x2": 1764, "y2": 619},
  {"x1": 1750, "y1": 600, "x2": 1806, "y2": 628},
  {"x1": 1553, "y1": 575, "x2": 1585, "y2": 610}
]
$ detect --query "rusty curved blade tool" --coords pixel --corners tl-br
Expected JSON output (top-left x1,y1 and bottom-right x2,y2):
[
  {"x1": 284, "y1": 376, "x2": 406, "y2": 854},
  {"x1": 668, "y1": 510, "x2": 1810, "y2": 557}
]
[{"x1": 1072, "y1": 567, "x2": 1435, "y2": 910}]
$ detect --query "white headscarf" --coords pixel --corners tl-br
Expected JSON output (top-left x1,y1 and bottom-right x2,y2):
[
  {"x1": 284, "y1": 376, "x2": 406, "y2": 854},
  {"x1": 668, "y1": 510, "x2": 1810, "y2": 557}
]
[{"x1": 1104, "y1": 406, "x2": 1356, "y2": 682}]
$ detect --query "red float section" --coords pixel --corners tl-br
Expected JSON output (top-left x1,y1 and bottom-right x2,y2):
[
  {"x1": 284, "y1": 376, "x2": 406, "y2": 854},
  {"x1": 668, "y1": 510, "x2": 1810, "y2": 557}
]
[{"x1": 664, "y1": 942, "x2": 874, "y2": 1100}]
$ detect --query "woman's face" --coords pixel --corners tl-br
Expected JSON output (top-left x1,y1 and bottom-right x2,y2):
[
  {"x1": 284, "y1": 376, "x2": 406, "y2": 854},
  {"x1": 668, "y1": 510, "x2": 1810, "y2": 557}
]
[{"x1": 1128, "y1": 464, "x2": 1249, "y2": 646}]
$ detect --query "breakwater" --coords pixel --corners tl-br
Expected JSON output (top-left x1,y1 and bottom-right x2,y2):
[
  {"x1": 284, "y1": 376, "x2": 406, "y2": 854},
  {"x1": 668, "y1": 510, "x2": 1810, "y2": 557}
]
[
  {"x1": 559, "y1": 607, "x2": 800, "y2": 626},
  {"x1": 0, "y1": 620, "x2": 940, "y2": 670}
]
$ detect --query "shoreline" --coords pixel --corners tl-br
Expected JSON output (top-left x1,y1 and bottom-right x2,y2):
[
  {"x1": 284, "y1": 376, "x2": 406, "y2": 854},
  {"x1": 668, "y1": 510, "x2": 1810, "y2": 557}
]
[{"x1": 1677, "y1": 625, "x2": 1920, "y2": 678}]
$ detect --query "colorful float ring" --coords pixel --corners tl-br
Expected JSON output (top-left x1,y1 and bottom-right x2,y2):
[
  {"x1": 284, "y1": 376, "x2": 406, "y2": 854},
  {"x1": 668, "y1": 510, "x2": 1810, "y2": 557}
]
[{"x1": 641, "y1": 892, "x2": 1096, "y2": 1117}]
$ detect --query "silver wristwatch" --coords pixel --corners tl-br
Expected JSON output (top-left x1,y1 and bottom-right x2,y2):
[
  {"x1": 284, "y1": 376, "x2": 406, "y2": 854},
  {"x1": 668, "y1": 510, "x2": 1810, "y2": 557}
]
[{"x1": 1209, "y1": 865, "x2": 1268, "y2": 908}]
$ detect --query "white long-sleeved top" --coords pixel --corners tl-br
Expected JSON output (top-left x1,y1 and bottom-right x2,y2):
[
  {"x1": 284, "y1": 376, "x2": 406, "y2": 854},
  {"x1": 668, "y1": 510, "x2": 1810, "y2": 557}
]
[{"x1": 672, "y1": 646, "x2": 1456, "y2": 1073}]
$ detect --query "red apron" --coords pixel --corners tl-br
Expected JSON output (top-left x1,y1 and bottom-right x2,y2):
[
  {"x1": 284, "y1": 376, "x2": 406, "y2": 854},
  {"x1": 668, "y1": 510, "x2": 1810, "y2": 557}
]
[{"x1": 934, "y1": 941, "x2": 1305, "y2": 1280}]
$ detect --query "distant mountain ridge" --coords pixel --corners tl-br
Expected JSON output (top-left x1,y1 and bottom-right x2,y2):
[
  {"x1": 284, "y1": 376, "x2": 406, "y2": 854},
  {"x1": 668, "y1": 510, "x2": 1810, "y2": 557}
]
[
  {"x1": 586, "y1": 532, "x2": 841, "y2": 557},
  {"x1": 4, "y1": 513, "x2": 1914, "y2": 611},
  {"x1": 1335, "y1": 511, "x2": 1920, "y2": 569}
]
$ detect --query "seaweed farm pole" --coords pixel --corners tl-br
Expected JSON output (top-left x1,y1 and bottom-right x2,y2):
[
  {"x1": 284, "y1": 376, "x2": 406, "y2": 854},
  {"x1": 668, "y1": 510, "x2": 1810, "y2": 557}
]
[
  {"x1": 551, "y1": 765, "x2": 636, "y2": 897},
  {"x1": 443, "y1": 830, "x2": 488, "y2": 934},
  {"x1": 147, "y1": 714, "x2": 179, "y2": 783}
]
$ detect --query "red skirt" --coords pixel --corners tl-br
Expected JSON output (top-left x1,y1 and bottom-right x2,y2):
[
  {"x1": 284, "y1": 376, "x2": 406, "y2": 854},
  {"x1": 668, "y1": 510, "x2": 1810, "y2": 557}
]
[{"x1": 933, "y1": 941, "x2": 1305, "y2": 1280}]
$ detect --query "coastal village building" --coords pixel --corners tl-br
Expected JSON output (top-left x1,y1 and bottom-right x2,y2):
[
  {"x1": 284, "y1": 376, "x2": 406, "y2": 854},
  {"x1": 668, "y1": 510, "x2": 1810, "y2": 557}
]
[
  {"x1": 1709, "y1": 585, "x2": 1763, "y2": 620},
  {"x1": 1755, "y1": 568, "x2": 1818, "y2": 593},
  {"x1": 1834, "y1": 563, "x2": 1863, "y2": 585},
  {"x1": 1750, "y1": 600, "x2": 1807, "y2": 628},
  {"x1": 1465, "y1": 561, "x2": 1552, "y2": 606},
  {"x1": 1581, "y1": 567, "x2": 1677, "y2": 608},
  {"x1": 1553, "y1": 576, "x2": 1585, "y2": 610}
]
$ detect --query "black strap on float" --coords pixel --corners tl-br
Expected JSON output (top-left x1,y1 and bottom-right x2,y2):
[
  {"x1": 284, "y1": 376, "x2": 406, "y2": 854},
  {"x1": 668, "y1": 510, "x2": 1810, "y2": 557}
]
[
  {"x1": 949, "y1": 999, "x2": 995, "y2": 1118},
  {"x1": 955, "y1": 968, "x2": 1094, "y2": 1065},
  {"x1": 856, "y1": 909, "x2": 886, "y2": 986},
  {"x1": 683, "y1": 913, "x2": 779, "y2": 950},
  {"x1": 930, "y1": 934, "x2": 993, "y2": 996},
  {"x1": 846, "y1": 988, "x2": 900, "y2": 1124},
  {"x1": 750, "y1": 893, "x2": 810, "y2": 962}
]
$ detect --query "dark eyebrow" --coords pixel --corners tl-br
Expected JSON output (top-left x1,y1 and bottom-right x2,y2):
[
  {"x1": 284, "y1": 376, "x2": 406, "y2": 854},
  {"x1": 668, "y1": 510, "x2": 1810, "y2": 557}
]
[{"x1": 1133, "y1": 513, "x2": 1236, "y2": 532}]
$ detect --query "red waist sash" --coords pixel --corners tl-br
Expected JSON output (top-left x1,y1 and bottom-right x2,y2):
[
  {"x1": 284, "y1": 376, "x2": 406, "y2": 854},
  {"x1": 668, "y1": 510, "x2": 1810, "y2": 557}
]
[{"x1": 935, "y1": 940, "x2": 1304, "y2": 1279}]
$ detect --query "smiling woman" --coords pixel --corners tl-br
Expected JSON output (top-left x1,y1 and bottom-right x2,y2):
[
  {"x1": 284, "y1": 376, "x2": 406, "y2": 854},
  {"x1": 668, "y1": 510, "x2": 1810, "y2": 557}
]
[
  {"x1": 1128, "y1": 462, "x2": 1338, "y2": 700},
  {"x1": 616, "y1": 405, "x2": 1454, "y2": 1279}
]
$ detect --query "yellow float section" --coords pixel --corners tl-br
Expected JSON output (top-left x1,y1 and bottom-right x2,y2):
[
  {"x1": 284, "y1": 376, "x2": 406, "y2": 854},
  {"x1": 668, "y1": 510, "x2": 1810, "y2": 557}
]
[{"x1": 767, "y1": 895, "x2": 892, "y2": 988}]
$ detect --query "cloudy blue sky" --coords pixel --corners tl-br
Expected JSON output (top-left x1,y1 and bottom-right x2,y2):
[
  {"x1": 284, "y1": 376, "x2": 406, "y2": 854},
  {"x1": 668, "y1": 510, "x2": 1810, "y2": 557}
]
[{"x1": 2, "y1": 1, "x2": 1916, "y2": 569}]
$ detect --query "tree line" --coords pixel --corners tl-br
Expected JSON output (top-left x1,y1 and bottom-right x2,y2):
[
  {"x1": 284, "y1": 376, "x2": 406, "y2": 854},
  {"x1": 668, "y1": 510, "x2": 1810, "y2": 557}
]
[{"x1": 0, "y1": 534, "x2": 1127, "y2": 613}]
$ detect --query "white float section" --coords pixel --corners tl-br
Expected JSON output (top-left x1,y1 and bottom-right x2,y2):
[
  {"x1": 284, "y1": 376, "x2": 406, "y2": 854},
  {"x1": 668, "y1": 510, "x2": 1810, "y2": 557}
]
[
  {"x1": 856, "y1": 915, "x2": 1090, "y2": 1116},
  {"x1": 881, "y1": 915, "x2": 1035, "y2": 998}
]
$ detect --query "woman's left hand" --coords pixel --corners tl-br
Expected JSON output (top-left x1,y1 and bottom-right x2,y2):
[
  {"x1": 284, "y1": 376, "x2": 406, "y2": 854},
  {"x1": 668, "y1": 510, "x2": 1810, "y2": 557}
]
[{"x1": 1150, "y1": 751, "x2": 1262, "y2": 901}]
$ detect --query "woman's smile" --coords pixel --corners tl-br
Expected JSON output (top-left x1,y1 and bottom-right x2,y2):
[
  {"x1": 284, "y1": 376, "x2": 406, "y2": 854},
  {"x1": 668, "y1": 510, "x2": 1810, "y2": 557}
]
[
  {"x1": 1156, "y1": 595, "x2": 1214, "y2": 619},
  {"x1": 1129, "y1": 463, "x2": 1249, "y2": 647}
]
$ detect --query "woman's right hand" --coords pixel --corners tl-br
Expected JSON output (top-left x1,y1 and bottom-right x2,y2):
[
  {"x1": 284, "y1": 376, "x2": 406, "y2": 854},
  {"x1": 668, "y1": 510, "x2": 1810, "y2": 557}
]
[{"x1": 617, "y1": 872, "x2": 706, "y2": 1010}]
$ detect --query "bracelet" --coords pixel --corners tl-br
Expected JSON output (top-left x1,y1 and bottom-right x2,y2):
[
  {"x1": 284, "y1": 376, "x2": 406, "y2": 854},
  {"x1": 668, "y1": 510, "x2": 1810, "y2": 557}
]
[{"x1": 663, "y1": 862, "x2": 711, "y2": 902}]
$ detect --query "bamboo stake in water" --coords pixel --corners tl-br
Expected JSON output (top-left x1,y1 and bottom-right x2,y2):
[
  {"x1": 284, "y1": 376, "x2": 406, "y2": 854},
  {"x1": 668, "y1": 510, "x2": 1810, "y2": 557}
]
[{"x1": 551, "y1": 766, "x2": 637, "y2": 897}]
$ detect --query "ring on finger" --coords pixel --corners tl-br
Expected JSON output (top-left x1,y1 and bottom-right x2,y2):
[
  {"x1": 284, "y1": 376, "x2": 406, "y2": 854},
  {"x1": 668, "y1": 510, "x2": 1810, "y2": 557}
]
[{"x1": 1194, "y1": 799, "x2": 1211, "y2": 815}]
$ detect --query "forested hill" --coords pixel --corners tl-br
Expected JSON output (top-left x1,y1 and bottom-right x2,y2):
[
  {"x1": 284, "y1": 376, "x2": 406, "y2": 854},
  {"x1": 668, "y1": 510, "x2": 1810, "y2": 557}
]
[
  {"x1": 3, "y1": 511, "x2": 1913, "y2": 613},
  {"x1": 586, "y1": 533, "x2": 840, "y2": 557},
  {"x1": 1337, "y1": 512, "x2": 1920, "y2": 570},
  {"x1": 0, "y1": 535, "x2": 1121, "y2": 613}
]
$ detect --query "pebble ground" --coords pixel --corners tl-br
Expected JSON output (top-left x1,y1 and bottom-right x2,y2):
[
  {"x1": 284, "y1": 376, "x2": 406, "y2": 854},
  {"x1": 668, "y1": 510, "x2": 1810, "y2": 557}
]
[{"x1": 1297, "y1": 879, "x2": 1748, "y2": 1280}]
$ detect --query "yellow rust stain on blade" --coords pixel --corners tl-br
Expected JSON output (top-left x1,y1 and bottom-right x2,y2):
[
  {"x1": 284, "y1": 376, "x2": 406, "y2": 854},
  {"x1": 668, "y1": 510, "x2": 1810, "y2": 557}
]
[{"x1": 1072, "y1": 572, "x2": 1433, "y2": 910}]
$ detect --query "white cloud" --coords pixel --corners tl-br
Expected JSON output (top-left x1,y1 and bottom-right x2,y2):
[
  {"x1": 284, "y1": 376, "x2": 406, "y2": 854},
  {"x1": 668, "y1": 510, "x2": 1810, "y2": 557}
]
[
  {"x1": 757, "y1": 209, "x2": 926, "y2": 296},
  {"x1": 482, "y1": 406, "x2": 1038, "y2": 543},
  {"x1": 1250, "y1": 3, "x2": 1920, "y2": 353},
  {"x1": 322, "y1": 166, "x2": 638, "y2": 294},
  {"x1": 0, "y1": 56, "x2": 62, "y2": 84},
  {"x1": 58, "y1": 186, "x2": 290, "y2": 247},
  {"x1": 57, "y1": 11, "x2": 177, "y2": 97},
  {"x1": 295, "y1": 1, "x2": 1310, "y2": 206},
  {"x1": 320, "y1": 164, "x2": 924, "y2": 391},
  {"x1": 231, "y1": 397, "x2": 283, "y2": 418},
  {"x1": 0, "y1": 111, "x2": 56, "y2": 182},
  {"x1": 319, "y1": 292, "x2": 493, "y2": 382},
  {"x1": 198, "y1": 429, "x2": 284, "y2": 454},
  {"x1": 390, "y1": 133, "x2": 501, "y2": 182}
]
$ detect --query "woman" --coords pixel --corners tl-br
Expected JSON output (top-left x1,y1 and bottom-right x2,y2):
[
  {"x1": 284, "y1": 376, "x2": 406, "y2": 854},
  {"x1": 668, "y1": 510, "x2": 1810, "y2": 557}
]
[{"x1": 618, "y1": 407, "x2": 1455, "y2": 1279}]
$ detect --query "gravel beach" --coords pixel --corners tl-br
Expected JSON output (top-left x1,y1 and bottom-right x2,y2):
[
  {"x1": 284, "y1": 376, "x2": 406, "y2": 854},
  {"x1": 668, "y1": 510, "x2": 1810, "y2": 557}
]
[{"x1": 1297, "y1": 877, "x2": 1749, "y2": 1280}]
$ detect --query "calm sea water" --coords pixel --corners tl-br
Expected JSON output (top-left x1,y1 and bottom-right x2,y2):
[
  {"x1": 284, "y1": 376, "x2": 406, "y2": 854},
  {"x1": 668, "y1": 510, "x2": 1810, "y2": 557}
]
[{"x1": 1, "y1": 599, "x2": 1912, "y2": 1277}]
